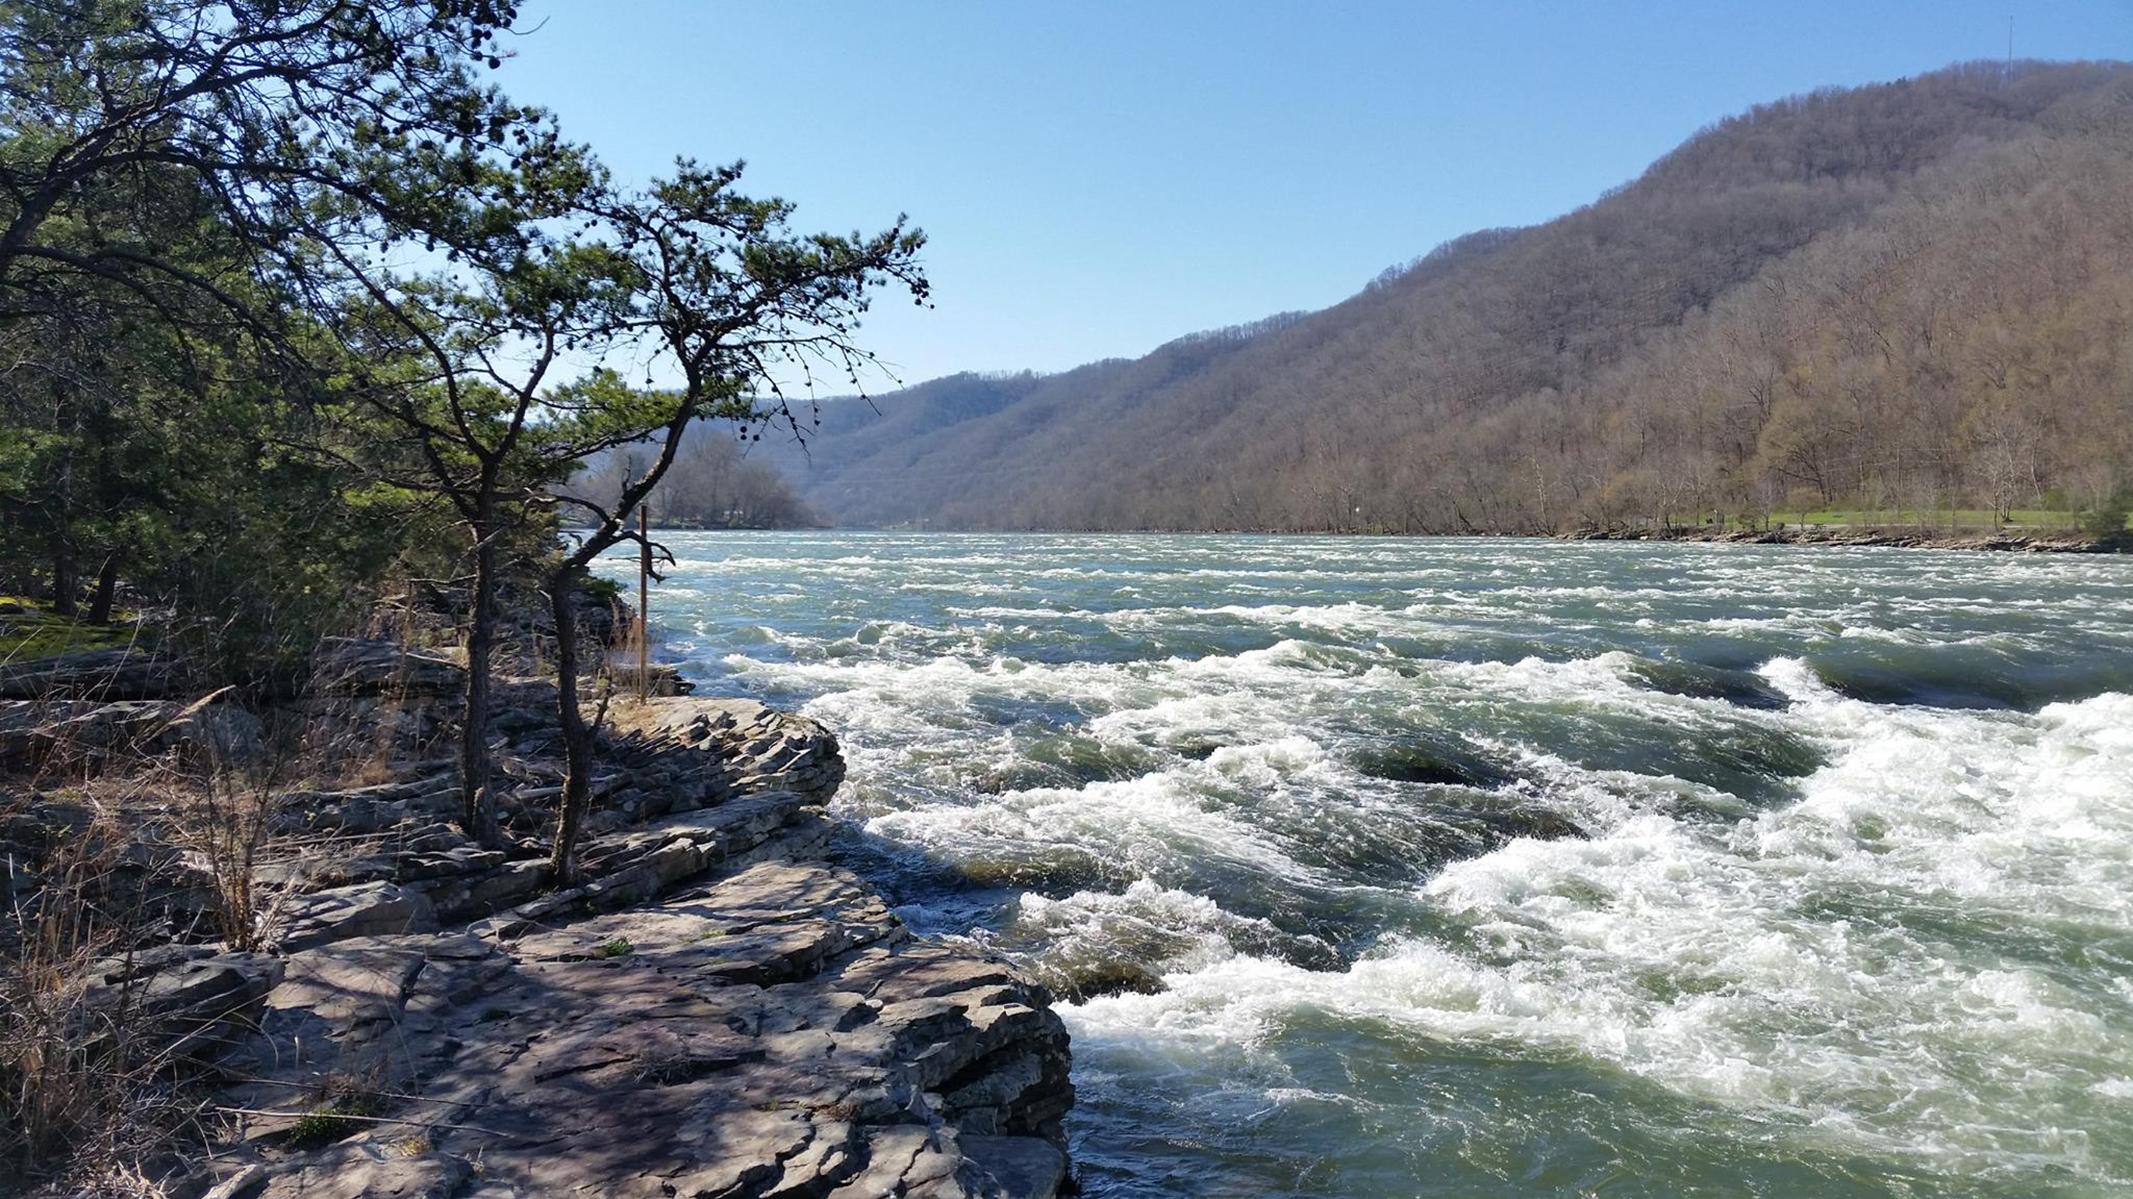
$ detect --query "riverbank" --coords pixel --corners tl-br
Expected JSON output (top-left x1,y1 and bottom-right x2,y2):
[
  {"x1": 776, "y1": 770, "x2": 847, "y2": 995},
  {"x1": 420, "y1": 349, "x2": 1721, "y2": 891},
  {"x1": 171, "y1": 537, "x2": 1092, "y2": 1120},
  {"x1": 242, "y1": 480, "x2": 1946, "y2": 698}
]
[
  {"x1": 1561, "y1": 525, "x2": 2129, "y2": 552},
  {"x1": 0, "y1": 641, "x2": 1073, "y2": 1198},
  {"x1": 843, "y1": 524, "x2": 2129, "y2": 552}
]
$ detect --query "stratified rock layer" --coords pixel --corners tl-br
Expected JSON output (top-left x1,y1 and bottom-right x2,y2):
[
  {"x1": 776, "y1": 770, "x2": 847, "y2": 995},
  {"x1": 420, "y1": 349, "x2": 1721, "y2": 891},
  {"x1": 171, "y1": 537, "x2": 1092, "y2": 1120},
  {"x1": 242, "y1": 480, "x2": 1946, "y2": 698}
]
[
  {"x1": 208, "y1": 862, "x2": 1070, "y2": 1199},
  {"x1": 173, "y1": 690, "x2": 1073, "y2": 1199}
]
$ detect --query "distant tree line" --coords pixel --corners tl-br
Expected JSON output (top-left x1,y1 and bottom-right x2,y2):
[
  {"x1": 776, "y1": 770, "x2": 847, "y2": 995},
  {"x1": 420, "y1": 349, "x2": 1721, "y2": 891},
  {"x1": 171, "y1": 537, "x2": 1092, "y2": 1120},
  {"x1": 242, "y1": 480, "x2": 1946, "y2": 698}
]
[
  {"x1": 772, "y1": 62, "x2": 2133, "y2": 537},
  {"x1": 578, "y1": 433, "x2": 816, "y2": 530}
]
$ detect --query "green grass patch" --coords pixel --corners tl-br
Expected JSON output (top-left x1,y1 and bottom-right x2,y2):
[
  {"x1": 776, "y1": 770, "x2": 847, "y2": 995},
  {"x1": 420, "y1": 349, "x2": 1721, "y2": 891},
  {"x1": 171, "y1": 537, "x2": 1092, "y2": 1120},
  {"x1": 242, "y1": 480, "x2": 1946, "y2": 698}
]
[
  {"x1": 285, "y1": 1081, "x2": 384, "y2": 1148},
  {"x1": 286, "y1": 1103, "x2": 369, "y2": 1148},
  {"x1": 0, "y1": 596, "x2": 141, "y2": 661},
  {"x1": 593, "y1": 937, "x2": 633, "y2": 959}
]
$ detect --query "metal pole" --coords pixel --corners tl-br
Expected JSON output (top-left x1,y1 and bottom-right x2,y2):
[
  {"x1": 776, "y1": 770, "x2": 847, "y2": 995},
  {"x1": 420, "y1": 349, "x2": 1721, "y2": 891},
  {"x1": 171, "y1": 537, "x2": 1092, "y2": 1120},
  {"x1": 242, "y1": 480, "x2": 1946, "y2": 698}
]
[{"x1": 637, "y1": 503, "x2": 650, "y2": 701}]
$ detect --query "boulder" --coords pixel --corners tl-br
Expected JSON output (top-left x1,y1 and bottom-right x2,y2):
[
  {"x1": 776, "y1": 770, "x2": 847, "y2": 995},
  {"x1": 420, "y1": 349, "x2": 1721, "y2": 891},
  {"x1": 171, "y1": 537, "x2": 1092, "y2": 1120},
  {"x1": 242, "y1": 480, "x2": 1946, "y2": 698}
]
[
  {"x1": 85, "y1": 949, "x2": 284, "y2": 1062},
  {"x1": 53, "y1": 681, "x2": 1078, "y2": 1198}
]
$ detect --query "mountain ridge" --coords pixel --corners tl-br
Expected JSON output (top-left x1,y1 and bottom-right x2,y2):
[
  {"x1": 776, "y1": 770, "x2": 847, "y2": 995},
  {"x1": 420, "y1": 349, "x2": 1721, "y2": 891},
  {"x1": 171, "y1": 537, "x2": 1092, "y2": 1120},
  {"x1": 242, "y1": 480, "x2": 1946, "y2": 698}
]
[{"x1": 760, "y1": 60, "x2": 2133, "y2": 533}]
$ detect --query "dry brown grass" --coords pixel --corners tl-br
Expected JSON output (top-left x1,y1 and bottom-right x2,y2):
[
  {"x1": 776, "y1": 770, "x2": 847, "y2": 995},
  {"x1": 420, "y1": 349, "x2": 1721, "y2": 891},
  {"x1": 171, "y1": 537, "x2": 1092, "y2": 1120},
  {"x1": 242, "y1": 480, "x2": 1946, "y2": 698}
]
[
  {"x1": 0, "y1": 684, "x2": 367, "y2": 1190},
  {"x1": 162, "y1": 772, "x2": 280, "y2": 955},
  {"x1": 0, "y1": 788, "x2": 194, "y2": 1193},
  {"x1": 0, "y1": 613, "x2": 480, "y2": 1191}
]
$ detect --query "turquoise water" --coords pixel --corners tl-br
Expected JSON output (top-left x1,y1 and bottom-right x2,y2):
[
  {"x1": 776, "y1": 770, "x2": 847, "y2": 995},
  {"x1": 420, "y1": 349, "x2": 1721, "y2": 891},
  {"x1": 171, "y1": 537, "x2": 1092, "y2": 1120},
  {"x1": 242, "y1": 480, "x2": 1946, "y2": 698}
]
[{"x1": 596, "y1": 533, "x2": 2133, "y2": 1197}]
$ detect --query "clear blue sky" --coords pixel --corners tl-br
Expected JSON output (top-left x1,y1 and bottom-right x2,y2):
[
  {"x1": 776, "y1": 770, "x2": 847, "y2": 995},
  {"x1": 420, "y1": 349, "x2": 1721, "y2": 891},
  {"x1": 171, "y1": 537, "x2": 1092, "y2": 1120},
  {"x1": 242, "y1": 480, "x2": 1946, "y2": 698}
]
[{"x1": 504, "y1": 1, "x2": 2128, "y2": 389}]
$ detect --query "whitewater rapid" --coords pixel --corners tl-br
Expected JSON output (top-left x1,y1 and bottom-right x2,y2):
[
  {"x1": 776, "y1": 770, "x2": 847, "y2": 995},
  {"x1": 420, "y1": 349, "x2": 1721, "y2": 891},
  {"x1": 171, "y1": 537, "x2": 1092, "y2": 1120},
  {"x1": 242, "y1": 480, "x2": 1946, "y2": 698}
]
[{"x1": 601, "y1": 533, "x2": 2133, "y2": 1197}]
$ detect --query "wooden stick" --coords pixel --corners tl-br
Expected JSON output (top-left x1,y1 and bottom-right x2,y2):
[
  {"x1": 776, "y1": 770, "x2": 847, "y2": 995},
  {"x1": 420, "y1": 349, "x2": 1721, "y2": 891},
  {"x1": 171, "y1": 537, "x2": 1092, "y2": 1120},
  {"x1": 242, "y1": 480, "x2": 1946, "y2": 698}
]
[
  {"x1": 215, "y1": 1106, "x2": 514, "y2": 1137},
  {"x1": 637, "y1": 502, "x2": 650, "y2": 701}
]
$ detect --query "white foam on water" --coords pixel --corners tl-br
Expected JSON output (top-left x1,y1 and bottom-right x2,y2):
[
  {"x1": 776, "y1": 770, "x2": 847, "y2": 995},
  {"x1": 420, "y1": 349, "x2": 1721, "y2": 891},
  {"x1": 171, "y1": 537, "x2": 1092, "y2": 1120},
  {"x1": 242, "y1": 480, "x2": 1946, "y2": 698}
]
[
  {"x1": 1410, "y1": 651, "x2": 1765, "y2": 735},
  {"x1": 613, "y1": 533, "x2": 2133, "y2": 1190},
  {"x1": 1004, "y1": 879, "x2": 1293, "y2": 978},
  {"x1": 946, "y1": 604, "x2": 1098, "y2": 621},
  {"x1": 1067, "y1": 670, "x2": 2133, "y2": 1183},
  {"x1": 864, "y1": 739, "x2": 1341, "y2": 889}
]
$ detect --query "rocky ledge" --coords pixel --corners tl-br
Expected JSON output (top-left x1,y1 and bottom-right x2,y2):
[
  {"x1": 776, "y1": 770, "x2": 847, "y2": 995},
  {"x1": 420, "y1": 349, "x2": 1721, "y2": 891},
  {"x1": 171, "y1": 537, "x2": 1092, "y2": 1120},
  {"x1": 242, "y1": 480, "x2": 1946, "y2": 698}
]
[
  {"x1": 9, "y1": 647, "x2": 1073, "y2": 1198},
  {"x1": 203, "y1": 859, "x2": 1071, "y2": 1199}
]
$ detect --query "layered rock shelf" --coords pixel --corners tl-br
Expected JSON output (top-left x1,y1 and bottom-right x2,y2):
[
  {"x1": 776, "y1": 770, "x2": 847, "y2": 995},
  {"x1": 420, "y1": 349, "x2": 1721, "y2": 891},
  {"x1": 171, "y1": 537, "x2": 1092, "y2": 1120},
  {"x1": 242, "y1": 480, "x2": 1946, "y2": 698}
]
[
  {"x1": 6, "y1": 644, "x2": 1074, "y2": 1198},
  {"x1": 204, "y1": 859, "x2": 1071, "y2": 1199}
]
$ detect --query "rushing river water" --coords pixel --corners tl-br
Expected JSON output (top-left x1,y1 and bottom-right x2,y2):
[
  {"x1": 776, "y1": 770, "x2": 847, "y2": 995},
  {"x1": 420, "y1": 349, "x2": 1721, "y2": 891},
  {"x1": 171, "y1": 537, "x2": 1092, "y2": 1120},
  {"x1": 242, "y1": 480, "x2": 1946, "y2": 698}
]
[{"x1": 595, "y1": 532, "x2": 2133, "y2": 1198}]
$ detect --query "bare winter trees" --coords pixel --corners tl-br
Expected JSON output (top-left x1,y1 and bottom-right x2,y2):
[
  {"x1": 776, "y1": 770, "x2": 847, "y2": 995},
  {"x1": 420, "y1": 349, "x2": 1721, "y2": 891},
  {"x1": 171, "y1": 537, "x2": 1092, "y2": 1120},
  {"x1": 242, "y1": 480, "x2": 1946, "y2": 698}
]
[
  {"x1": 579, "y1": 436, "x2": 813, "y2": 530},
  {"x1": 761, "y1": 62, "x2": 2133, "y2": 536}
]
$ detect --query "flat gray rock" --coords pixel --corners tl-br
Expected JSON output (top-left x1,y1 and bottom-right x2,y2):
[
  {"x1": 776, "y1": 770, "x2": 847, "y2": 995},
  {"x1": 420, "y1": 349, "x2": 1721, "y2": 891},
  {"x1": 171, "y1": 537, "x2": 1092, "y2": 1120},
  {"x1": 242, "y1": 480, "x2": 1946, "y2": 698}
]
[
  {"x1": 275, "y1": 880, "x2": 438, "y2": 950},
  {"x1": 207, "y1": 861, "x2": 1072, "y2": 1198}
]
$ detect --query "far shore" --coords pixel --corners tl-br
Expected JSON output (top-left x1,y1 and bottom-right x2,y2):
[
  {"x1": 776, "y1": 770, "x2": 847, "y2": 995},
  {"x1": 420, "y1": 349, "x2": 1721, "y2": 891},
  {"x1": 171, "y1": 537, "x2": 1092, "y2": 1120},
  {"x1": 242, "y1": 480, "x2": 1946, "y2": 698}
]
[
  {"x1": 1558, "y1": 525, "x2": 2130, "y2": 553},
  {"x1": 702, "y1": 523, "x2": 2131, "y2": 553}
]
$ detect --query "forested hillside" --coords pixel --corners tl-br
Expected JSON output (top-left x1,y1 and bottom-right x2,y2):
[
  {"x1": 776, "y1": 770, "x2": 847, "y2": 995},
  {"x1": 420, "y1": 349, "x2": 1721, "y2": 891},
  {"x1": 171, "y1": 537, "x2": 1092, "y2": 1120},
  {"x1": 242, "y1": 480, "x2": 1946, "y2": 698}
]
[
  {"x1": 770, "y1": 61, "x2": 2133, "y2": 533},
  {"x1": 578, "y1": 434, "x2": 816, "y2": 529}
]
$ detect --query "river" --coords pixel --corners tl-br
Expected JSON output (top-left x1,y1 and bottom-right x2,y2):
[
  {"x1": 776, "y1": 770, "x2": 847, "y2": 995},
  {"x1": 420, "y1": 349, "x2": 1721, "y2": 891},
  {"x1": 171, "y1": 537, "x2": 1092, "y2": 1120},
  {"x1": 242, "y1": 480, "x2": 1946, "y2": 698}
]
[{"x1": 594, "y1": 532, "x2": 2133, "y2": 1198}]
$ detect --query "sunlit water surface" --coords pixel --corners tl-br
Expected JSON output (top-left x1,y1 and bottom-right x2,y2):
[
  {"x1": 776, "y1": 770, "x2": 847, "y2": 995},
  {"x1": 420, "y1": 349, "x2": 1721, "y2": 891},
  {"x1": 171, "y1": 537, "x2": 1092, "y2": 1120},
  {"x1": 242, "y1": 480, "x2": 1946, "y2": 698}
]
[{"x1": 595, "y1": 533, "x2": 2133, "y2": 1198}]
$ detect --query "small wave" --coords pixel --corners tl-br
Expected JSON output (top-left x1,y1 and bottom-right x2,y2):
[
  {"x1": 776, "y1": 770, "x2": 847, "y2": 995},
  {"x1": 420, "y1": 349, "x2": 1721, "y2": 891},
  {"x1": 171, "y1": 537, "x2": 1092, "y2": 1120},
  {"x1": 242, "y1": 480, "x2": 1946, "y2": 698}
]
[
  {"x1": 1069, "y1": 685, "x2": 2133, "y2": 1182},
  {"x1": 622, "y1": 534, "x2": 2133, "y2": 1192}
]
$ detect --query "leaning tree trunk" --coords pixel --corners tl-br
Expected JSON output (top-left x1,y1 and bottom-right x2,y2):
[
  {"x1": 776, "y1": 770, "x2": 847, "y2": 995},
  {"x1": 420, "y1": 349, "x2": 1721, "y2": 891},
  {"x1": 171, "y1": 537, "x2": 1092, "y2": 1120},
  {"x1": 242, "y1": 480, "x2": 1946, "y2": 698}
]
[
  {"x1": 460, "y1": 515, "x2": 503, "y2": 848},
  {"x1": 547, "y1": 567, "x2": 597, "y2": 883}
]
